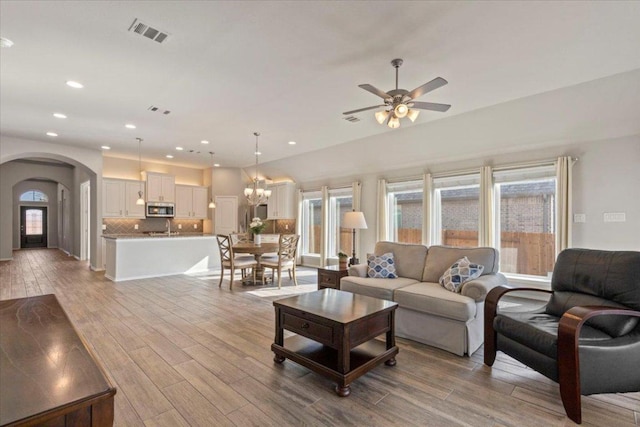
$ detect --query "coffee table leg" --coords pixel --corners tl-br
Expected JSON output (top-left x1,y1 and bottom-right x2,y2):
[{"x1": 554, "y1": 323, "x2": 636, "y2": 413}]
[
  {"x1": 385, "y1": 357, "x2": 397, "y2": 366},
  {"x1": 273, "y1": 307, "x2": 285, "y2": 364},
  {"x1": 335, "y1": 384, "x2": 351, "y2": 397},
  {"x1": 274, "y1": 354, "x2": 285, "y2": 364}
]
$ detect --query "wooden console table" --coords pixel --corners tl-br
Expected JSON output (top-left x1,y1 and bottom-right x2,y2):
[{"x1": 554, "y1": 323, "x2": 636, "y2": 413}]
[
  {"x1": 272, "y1": 289, "x2": 398, "y2": 396},
  {"x1": 0, "y1": 294, "x2": 116, "y2": 427}
]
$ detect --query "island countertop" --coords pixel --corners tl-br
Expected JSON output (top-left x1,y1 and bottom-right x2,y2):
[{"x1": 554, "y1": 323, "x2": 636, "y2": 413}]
[{"x1": 102, "y1": 232, "x2": 214, "y2": 239}]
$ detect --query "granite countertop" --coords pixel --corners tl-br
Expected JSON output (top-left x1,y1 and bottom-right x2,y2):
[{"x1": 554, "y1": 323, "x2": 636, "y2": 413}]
[{"x1": 102, "y1": 232, "x2": 214, "y2": 239}]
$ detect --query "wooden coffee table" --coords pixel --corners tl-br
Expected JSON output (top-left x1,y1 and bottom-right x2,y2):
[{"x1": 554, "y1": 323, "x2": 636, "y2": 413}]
[{"x1": 271, "y1": 289, "x2": 398, "y2": 396}]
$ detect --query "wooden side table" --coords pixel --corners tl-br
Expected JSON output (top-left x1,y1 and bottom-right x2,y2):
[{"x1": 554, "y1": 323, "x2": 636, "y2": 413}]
[{"x1": 317, "y1": 265, "x2": 349, "y2": 290}]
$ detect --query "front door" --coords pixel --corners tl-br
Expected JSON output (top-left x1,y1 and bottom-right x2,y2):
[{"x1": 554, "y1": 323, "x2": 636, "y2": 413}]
[{"x1": 20, "y1": 206, "x2": 48, "y2": 248}]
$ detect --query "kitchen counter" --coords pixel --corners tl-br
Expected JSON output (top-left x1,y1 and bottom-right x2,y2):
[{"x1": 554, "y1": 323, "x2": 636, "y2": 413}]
[
  {"x1": 104, "y1": 234, "x2": 219, "y2": 282},
  {"x1": 102, "y1": 232, "x2": 211, "y2": 239}
]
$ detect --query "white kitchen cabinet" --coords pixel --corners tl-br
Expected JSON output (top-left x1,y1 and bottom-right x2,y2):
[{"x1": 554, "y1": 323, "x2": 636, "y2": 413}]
[
  {"x1": 102, "y1": 179, "x2": 145, "y2": 218},
  {"x1": 175, "y1": 185, "x2": 209, "y2": 219},
  {"x1": 267, "y1": 182, "x2": 296, "y2": 219},
  {"x1": 144, "y1": 172, "x2": 175, "y2": 202}
]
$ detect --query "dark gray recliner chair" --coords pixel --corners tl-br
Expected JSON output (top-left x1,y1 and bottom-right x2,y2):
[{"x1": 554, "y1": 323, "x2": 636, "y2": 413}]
[{"x1": 484, "y1": 248, "x2": 640, "y2": 424}]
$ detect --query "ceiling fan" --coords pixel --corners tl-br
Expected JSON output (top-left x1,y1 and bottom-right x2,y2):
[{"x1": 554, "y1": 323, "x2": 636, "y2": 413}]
[{"x1": 343, "y1": 58, "x2": 451, "y2": 128}]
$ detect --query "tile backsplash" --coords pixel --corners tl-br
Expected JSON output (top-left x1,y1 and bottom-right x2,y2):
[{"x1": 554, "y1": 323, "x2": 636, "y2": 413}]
[{"x1": 103, "y1": 218, "x2": 203, "y2": 234}]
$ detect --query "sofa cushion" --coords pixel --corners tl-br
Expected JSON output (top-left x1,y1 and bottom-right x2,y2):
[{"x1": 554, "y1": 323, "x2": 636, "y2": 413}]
[
  {"x1": 374, "y1": 241, "x2": 428, "y2": 282},
  {"x1": 340, "y1": 276, "x2": 418, "y2": 301},
  {"x1": 423, "y1": 245, "x2": 499, "y2": 283},
  {"x1": 367, "y1": 252, "x2": 397, "y2": 278},
  {"x1": 394, "y1": 282, "x2": 477, "y2": 322},
  {"x1": 440, "y1": 257, "x2": 484, "y2": 292}
]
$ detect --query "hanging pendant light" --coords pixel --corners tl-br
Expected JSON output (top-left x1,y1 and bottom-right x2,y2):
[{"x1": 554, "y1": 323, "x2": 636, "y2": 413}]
[
  {"x1": 244, "y1": 132, "x2": 272, "y2": 206},
  {"x1": 135, "y1": 137, "x2": 145, "y2": 205},
  {"x1": 208, "y1": 151, "x2": 216, "y2": 209}
]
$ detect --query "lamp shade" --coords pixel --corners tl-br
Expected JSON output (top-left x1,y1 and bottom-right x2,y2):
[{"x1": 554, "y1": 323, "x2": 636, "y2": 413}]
[{"x1": 343, "y1": 211, "x2": 368, "y2": 229}]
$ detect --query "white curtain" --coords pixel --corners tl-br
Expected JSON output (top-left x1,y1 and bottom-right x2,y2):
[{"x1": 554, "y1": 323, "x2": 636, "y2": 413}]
[
  {"x1": 376, "y1": 179, "x2": 388, "y2": 242},
  {"x1": 320, "y1": 186, "x2": 329, "y2": 267},
  {"x1": 479, "y1": 166, "x2": 495, "y2": 247},
  {"x1": 295, "y1": 189, "x2": 303, "y2": 264},
  {"x1": 422, "y1": 173, "x2": 433, "y2": 245},
  {"x1": 556, "y1": 156, "x2": 573, "y2": 256}
]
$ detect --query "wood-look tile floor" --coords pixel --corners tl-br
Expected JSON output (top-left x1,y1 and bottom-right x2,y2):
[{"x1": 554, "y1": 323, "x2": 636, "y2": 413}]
[{"x1": 1, "y1": 249, "x2": 638, "y2": 426}]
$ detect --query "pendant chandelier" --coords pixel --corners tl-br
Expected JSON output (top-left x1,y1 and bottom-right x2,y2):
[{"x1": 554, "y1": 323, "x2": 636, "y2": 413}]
[
  {"x1": 244, "y1": 132, "x2": 271, "y2": 206},
  {"x1": 135, "y1": 137, "x2": 145, "y2": 205},
  {"x1": 208, "y1": 151, "x2": 216, "y2": 209}
]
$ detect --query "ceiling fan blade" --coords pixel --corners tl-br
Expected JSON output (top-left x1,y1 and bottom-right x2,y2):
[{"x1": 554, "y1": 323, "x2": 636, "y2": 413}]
[
  {"x1": 343, "y1": 105, "x2": 385, "y2": 115},
  {"x1": 409, "y1": 101, "x2": 451, "y2": 112},
  {"x1": 358, "y1": 84, "x2": 392, "y2": 100},
  {"x1": 406, "y1": 77, "x2": 448, "y2": 100}
]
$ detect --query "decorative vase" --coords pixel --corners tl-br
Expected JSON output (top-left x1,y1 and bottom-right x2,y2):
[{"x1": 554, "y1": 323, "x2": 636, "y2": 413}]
[{"x1": 254, "y1": 234, "x2": 261, "y2": 245}]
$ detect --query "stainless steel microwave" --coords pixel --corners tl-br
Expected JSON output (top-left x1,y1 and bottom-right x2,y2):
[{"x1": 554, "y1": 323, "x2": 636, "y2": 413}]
[{"x1": 146, "y1": 202, "x2": 175, "y2": 218}]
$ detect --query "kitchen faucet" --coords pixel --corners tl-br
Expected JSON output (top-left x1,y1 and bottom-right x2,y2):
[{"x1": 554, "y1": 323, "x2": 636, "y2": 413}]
[{"x1": 166, "y1": 219, "x2": 171, "y2": 235}]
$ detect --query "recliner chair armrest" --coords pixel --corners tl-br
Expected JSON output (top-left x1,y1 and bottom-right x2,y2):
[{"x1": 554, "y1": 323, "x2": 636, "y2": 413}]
[
  {"x1": 460, "y1": 273, "x2": 508, "y2": 302},
  {"x1": 484, "y1": 285, "x2": 553, "y2": 367},
  {"x1": 348, "y1": 264, "x2": 367, "y2": 277},
  {"x1": 557, "y1": 306, "x2": 640, "y2": 424}
]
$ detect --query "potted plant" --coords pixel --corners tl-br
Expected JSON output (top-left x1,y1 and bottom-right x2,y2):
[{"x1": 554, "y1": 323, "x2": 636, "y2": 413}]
[
  {"x1": 338, "y1": 251, "x2": 349, "y2": 269},
  {"x1": 249, "y1": 217, "x2": 267, "y2": 244}
]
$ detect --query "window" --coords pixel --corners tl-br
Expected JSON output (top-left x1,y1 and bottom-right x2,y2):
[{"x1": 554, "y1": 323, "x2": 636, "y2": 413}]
[
  {"x1": 433, "y1": 174, "x2": 480, "y2": 246},
  {"x1": 327, "y1": 188, "x2": 353, "y2": 257},
  {"x1": 386, "y1": 180, "x2": 423, "y2": 243},
  {"x1": 494, "y1": 166, "x2": 556, "y2": 277},
  {"x1": 19, "y1": 190, "x2": 48, "y2": 202},
  {"x1": 301, "y1": 191, "x2": 322, "y2": 256},
  {"x1": 25, "y1": 209, "x2": 44, "y2": 235}
]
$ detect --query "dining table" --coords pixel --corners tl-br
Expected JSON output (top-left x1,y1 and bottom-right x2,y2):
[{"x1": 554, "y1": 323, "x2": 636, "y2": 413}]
[{"x1": 232, "y1": 242, "x2": 279, "y2": 285}]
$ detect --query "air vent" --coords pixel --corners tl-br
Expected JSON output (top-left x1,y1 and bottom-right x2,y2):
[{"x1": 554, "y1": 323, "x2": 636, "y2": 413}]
[
  {"x1": 343, "y1": 116, "x2": 360, "y2": 123},
  {"x1": 148, "y1": 105, "x2": 171, "y2": 115},
  {"x1": 128, "y1": 18, "x2": 170, "y2": 44}
]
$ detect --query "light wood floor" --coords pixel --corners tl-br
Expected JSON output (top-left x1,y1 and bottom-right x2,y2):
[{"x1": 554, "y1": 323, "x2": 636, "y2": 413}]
[{"x1": 1, "y1": 249, "x2": 638, "y2": 427}]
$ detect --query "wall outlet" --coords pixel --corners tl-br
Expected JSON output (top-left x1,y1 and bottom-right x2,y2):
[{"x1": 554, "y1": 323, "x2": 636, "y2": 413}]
[
  {"x1": 604, "y1": 212, "x2": 626, "y2": 222},
  {"x1": 285, "y1": 224, "x2": 289, "y2": 230},
  {"x1": 101, "y1": 224, "x2": 107, "y2": 230},
  {"x1": 194, "y1": 224, "x2": 198, "y2": 229},
  {"x1": 573, "y1": 214, "x2": 586, "y2": 223},
  {"x1": 178, "y1": 224, "x2": 182, "y2": 229},
  {"x1": 134, "y1": 224, "x2": 139, "y2": 230}
]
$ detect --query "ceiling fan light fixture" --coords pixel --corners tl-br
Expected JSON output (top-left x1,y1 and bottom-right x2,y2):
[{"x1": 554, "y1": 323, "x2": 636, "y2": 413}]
[
  {"x1": 407, "y1": 109, "x2": 420, "y2": 122},
  {"x1": 388, "y1": 116, "x2": 400, "y2": 129},
  {"x1": 375, "y1": 110, "x2": 389, "y2": 124},
  {"x1": 394, "y1": 103, "x2": 408, "y2": 118}
]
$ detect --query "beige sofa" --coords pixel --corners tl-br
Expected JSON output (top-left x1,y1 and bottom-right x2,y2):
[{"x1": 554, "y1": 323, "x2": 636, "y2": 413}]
[{"x1": 341, "y1": 241, "x2": 507, "y2": 356}]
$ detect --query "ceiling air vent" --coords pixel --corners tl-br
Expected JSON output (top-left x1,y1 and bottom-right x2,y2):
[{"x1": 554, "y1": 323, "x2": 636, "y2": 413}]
[
  {"x1": 148, "y1": 105, "x2": 171, "y2": 115},
  {"x1": 343, "y1": 116, "x2": 360, "y2": 123},
  {"x1": 128, "y1": 18, "x2": 170, "y2": 44}
]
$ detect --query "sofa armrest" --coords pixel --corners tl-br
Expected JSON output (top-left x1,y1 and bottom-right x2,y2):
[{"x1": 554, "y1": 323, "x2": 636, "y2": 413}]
[
  {"x1": 348, "y1": 264, "x2": 367, "y2": 278},
  {"x1": 461, "y1": 273, "x2": 508, "y2": 302}
]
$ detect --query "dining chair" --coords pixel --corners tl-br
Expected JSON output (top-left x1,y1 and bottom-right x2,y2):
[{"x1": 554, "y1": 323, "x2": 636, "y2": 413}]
[
  {"x1": 216, "y1": 234, "x2": 257, "y2": 289},
  {"x1": 230, "y1": 232, "x2": 256, "y2": 278},
  {"x1": 261, "y1": 234, "x2": 300, "y2": 288}
]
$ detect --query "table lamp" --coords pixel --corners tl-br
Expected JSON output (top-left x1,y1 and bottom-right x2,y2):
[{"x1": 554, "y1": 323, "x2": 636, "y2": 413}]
[{"x1": 342, "y1": 210, "x2": 368, "y2": 266}]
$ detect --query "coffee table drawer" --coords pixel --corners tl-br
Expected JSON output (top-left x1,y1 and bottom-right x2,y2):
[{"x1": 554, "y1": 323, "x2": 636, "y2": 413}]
[{"x1": 283, "y1": 312, "x2": 334, "y2": 346}]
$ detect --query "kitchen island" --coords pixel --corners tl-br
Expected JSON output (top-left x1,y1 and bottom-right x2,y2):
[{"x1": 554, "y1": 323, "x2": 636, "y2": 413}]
[{"x1": 103, "y1": 233, "x2": 219, "y2": 282}]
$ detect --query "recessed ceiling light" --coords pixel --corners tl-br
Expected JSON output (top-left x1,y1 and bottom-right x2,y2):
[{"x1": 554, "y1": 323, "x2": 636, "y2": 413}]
[
  {"x1": 46, "y1": 132, "x2": 58, "y2": 137},
  {"x1": 201, "y1": 140, "x2": 209, "y2": 144},
  {"x1": 66, "y1": 81, "x2": 84, "y2": 89},
  {"x1": 254, "y1": 151, "x2": 262, "y2": 155},
  {"x1": 0, "y1": 37, "x2": 14, "y2": 48},
  {"x1": 166, "y1": 155, "x2": 174, "y2": 159},
  {"x1": 213, "y1": 163, "x2": 220, "y2": 167},
  {"x1": 125, "y1": 124, "x2": 136, "y2": 129},
  {"x1": 288, "y1": 141, "x2": 296, "y2": 145},
  {"x1": 175, "y1": 147, "x2": 183, "y2": 151},
  {"x1": 53, "y1": 113, "x2": 67, "y2": 119},
  {"x1": 101, "y1": 145, "x2": 111, "y2": 150}
]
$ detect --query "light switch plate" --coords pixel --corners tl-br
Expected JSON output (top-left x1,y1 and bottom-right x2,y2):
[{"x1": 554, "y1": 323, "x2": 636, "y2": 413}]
[
  {"x1": 574, "y1": 214, "x2": 586, "y2": 223},
  {"x1": 194, "y1": 224, "x2": 198, "y2": 229},
  {"x1": 604, "y1": 212, "x2": 626, "y2": 222},
  {"x1": 178, "y1": 224, "x2": 182, "y2": 229},
  {"x1": 101, "y1": 224, "x2": 107, "y2": 230},
  {"x1": 134, "y1": 224, "x2": 138, "y2": 230}
]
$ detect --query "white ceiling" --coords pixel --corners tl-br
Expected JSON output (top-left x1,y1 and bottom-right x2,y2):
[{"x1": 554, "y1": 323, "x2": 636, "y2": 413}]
[{"x1": 1, "y1": 1, "x2": 639, "y2": 170}]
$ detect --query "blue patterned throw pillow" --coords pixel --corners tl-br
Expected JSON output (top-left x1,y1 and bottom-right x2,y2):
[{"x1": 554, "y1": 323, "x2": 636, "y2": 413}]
[
  {"x1": 439, "y1": 257, "x2": 484, "y2": 292},
  {"x1": 367, "y1": 252, "x2": 397, "y2": 279}
]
